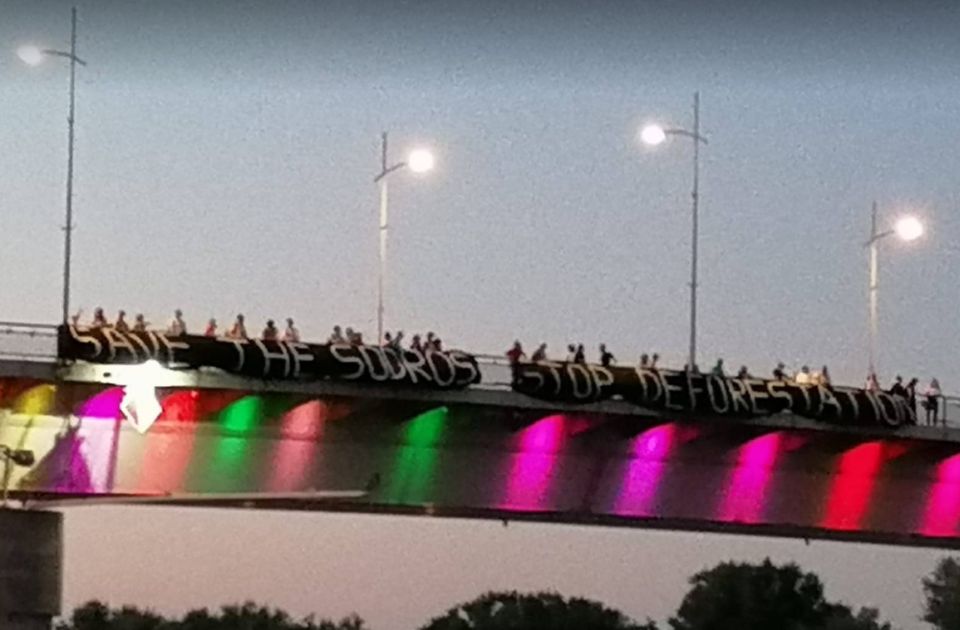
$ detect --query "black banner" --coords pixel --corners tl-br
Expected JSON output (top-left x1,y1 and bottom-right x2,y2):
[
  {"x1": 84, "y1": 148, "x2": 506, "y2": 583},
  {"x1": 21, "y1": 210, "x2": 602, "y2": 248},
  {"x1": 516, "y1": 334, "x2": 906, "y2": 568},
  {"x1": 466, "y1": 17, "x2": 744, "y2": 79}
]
[
  {"x1": 512, "y1": 362, "x2": 916, "y2": 427},
  {"x1": 58, "y1": 326, "x2": 481, "y2": 389}
]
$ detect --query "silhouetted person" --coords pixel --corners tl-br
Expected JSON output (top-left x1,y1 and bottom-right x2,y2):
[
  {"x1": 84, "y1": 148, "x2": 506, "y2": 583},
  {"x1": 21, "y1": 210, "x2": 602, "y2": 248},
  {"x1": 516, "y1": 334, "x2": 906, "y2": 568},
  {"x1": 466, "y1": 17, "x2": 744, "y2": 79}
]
[
  {"x1": 227, "y1": 314, "x2": 248, "y2": 340},
  {"x1": 425, "y1": 332, "x2": 436, "y2": 350},
  {"x1": 433, "y1": 337, "x2": 443, "y2": 352},
  {"x1": 204, "y1": 318, "x2": 217, "y2": 337},
  {"x1": 889, "y1": 375, "x2": 907, "y2": 398},
  {"x1": 906, "y1": 377, "x2": 919, "y2": 419},
  {"x1": 531, "y1": 343, "x2": 548, "y2": 362},
  {"x1": 574, "y1": 344, "x2": 585, "y2": 363},
  {"x1": 737, "y1": 365, "x2": 750, "y2": 379},
  {"x1": 329, "y1": 325, "x2": 345, "y2": 344},
  {"x1": 599, "y1": 344, "x2": 615, "y2": 367},
  {"x1": 389, "y1": 330, "x2": 404, "y2": 349},
  {"x1": 383, "y1": 331, "x2": 393, "y2": 347},
  {"x1": 712, "y1": 359, "x2": 725, "y2": 377},
  {"x1": 820, "y1": 365, "x2": 832, "y2": 386},
  {"x1": 133, "y1": 314, "x2": 148, "y2": 332},
  {"x1": 91, "y1": 307, "x2": 107, "y2": 329},
  {"x1": 639, "y1": 353, "x2": 649, "y2": 368},
  {"x1": 167, "y1": 309, "x2": 187, "y2": 336},
  {"x1": 262, "y1": 319, "x2": 278, "y2": 340},
  {"x1": 114, "y1": 310, "x2": 129, "y2": 333},
  {"x1": 506, "y1": 341, "x2": 525, "y2": 365},
  {"x1": 773, "y1": 362, "x2": 786, "y2": 380},
  {"x1": 925, "y1": 378, "x2": 943, "y2": 426},
  {"x1": 650, "y1": 353, "x2": 659, "y2": 369},
  {"x1": 566, "y1": 344, "x2": 576, "y2": 361},
  {"x1": 283, "y1": 318, "x2": 299, "y2": 342},
  {"x1": 410, "y1": 334, "x2": 423, "y2": 353}
]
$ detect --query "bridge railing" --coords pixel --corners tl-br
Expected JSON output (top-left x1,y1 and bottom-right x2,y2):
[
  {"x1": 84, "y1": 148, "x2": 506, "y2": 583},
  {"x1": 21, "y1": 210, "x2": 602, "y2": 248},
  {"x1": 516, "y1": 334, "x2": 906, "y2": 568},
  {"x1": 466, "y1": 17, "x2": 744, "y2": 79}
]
[
  {"x1": 1, "y1": 323, "x2": 957, "y2": 425},
  {"x1": 0, "y1": 322, "x2": 57, "y2": 361}
]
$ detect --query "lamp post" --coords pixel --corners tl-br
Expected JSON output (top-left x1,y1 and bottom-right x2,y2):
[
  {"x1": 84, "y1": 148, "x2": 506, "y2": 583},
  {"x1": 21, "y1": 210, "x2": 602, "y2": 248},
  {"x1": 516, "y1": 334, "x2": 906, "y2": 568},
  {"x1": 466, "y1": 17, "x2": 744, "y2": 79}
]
[
  {"x1": 18, "y1": 7, "x2": 87, "y2": 325},
  {"x1": 372, "y1": 132, "x2": 435, "y2": 344},
  {"x1": 641, "y1": 91, "x2": 709, "y2": 370},
  {"x1": 866, "y1": 201, "x2": 924, "y2": 377}
]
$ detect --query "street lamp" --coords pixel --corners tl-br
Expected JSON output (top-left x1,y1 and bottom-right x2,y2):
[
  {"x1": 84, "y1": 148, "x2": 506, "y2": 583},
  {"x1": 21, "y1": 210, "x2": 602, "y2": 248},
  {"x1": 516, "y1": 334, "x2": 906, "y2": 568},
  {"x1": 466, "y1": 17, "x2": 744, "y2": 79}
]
[
  {"x1": 18, "y1": 7, "x2": 87, "y2": 325},
  {"x1": 866, "y1": 201, "x2": 924, "y2": 377},
  {"x1": 373, "y1": 132, "x2": 435, "y2": 344},
  {"x1": 641, "y1": 91, "x2": 709, "y2": 370}
]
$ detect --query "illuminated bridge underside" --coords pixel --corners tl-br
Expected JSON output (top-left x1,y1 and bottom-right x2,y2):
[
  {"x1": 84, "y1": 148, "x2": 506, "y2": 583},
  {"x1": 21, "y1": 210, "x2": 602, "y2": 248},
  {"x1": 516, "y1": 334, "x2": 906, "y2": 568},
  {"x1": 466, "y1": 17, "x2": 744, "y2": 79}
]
[{"x1": 4, "y1": 361, "x2": 960, "y2": 548}]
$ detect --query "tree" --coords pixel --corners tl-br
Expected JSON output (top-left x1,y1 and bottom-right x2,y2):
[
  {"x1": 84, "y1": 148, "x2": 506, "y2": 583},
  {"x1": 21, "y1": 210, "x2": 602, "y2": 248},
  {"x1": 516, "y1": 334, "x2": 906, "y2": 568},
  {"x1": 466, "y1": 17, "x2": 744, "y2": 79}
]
[
  {"x1": 923, "y1": 557, "x2": 960, "y2": 630},
  {"x1": 57, "y1": 601, "x2": 367, "y2": 630},
  {"x1": 418, "y1": 591, "x2": 658, "y2": 630},
  {"x1": 668, "y1": 559, "x2": 893, "y2": 630}
]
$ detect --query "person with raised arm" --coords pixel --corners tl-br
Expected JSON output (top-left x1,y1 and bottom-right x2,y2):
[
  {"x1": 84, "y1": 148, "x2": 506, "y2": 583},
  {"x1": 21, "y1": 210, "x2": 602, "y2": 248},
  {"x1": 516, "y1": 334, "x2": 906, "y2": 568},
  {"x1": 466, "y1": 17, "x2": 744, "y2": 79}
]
[
  {"x1": 599, "y1": 343, "x2": 615, "y2": 367},
  {"x1": 114, "y1": 310, "x2": 129, "y2": 333}
]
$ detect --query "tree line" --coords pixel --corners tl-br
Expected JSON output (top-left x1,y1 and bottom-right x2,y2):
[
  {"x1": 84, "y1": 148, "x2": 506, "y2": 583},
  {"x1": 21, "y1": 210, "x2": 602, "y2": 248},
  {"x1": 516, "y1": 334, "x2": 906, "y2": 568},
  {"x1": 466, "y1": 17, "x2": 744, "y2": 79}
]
[{"x1": 56, "y1": 557, "x2": 960, "y2": 630}]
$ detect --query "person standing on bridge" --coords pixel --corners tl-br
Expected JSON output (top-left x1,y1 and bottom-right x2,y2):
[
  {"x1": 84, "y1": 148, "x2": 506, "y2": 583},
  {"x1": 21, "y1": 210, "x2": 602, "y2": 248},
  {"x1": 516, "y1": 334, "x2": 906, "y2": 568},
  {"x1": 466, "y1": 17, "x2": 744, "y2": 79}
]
[
  {"x1": 889, "y1": 375, "x2": 907, "y2": 399},
  {"x1": 906, "y1": 377, "x2": 919, "y2": 418},
  {"x1": 283, "y1": 318, "x2": 300, "y2": 342},
  {"x1": 574, "y1": 344, "x2": 585, "y2": 363},
  {"x1": 924, "y1": 378, "x2": 943, "y2": 426},
  {"x1": 531, "y1": 343, "x2": 548, "y2": 362},
  {"x1": 712, "y1": 358, "x2": 725, "y2": 377},
  {"x1": 167, "y1": 309, "x2": 187, "y2": 336},
  {"x1": 506, "y1": 341, "x2": 525, "y2": 365},
  {"x1": 262, "y1": 319, "x2": 279, "y2": 341},
  {"x1": 599, "y1": 344, "x2": 615, "y2": 367},
  {"x1": 91, "y1": 307, "x2": 108, "y2": 329},
  {"x1": 226, "y1": 314, "x2": 248, "y2": 340},
  {"x1": 114, "y1": 310, "x2": 129, "y2": 333}
]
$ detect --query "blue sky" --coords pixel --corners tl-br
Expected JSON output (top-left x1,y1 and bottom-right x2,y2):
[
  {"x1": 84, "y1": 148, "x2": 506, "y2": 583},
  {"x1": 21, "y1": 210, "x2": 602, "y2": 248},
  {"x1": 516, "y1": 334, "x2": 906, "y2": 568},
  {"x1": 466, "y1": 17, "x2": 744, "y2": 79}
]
[{"x1": 2, "y1": 1, "x2": 959, "y2": 627}]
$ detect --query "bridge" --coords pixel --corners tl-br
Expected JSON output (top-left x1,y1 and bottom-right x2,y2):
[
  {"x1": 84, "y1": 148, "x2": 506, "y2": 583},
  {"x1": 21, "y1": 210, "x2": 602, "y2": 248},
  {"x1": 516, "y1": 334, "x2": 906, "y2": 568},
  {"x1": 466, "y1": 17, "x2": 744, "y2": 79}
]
[{"x1": 0, "y1": 321, "x2": 958, "y2": 628}]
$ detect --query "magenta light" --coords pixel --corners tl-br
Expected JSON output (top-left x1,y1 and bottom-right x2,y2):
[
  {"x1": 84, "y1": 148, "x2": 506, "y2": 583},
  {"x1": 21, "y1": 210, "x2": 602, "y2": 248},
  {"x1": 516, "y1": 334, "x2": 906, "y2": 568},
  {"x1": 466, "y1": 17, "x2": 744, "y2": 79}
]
[
  {"x1": 613, "y1": 423, "x2": 677, "y2": 516},
  {"x1": 718, "y1": 432, "x2": 782, "y2": 524},
  {"x1": 920, "y1": 454, "x2": 960, "y2": 537},
  {"x1": 77, "y1": 387, "x2": 125, "y2": 419},
  {"x1": 499, "y1": 415, "x2": 568, "y2": 511}
]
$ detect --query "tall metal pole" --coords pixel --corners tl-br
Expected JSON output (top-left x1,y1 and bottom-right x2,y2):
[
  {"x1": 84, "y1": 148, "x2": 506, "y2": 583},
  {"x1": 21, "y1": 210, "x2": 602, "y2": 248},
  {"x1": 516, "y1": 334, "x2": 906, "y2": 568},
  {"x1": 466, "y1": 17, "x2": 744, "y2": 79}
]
[
  {"x1": 868, "y1": 200, "x2": 879, "y2": 377},
  {"x1": 61, "y1": 6, "x2": 78, "y2": 324},
  {"x1": 377, "y1": 132, "x2": 389, "y2": 344},
  {"x1": 688, "y1": 91, "x2": 700, "y2": 371}
]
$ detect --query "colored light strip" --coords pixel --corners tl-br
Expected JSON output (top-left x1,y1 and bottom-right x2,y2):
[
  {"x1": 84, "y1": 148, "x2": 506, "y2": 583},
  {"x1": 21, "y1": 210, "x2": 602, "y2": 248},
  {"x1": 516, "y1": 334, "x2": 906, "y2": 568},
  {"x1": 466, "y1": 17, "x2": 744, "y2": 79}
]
[
  {"x1": 613, "y1": 423, "x2": 677, "y2": 517},
  {"x1": 135, "y1": 390, "x2": 201, "y2": 493},
  {"x1": 384, "y1": 406, "x2": 448, "y2": 504},
  {"x1": 820, "y1": 441, "x2": 885, "y2": 531},
  {"x1": 499, "y1": 414, "x2": 567, "y2": 511},
  {"x1": 920, "y1": 454, "x2": 960, "y2": 537},
  {"x1": 267, "y1": 399, "x2": 327, "y2": 492},
  {"x1": 11, "y1": 383, "x2": 56, "y2": 416},
  {"x1": 718, "y1": 432, "x2": 782, "y2": 524}
]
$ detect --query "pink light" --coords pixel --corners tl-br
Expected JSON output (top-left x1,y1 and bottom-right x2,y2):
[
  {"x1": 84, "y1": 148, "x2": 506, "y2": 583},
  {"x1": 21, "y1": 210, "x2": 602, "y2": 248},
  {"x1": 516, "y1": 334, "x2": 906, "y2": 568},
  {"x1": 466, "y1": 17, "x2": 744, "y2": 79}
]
[
  {"x1": 920, "y1": 454, "x2": 960, "y2": 537},
  {"x1": 821, "y1": 441, "x2": 885, "y2": 531},
  {"x1": 135, "y1": 391, "x2": 201, "y2": 493},
  {"x1": 614, "y1": 424, "x2": 677, "y2": 516},
  {"x1": 718, "y1": 432, "x2": 782, "y2": 524},
  {"x1": 499, "y1": 415, "x2": 568, "y2": 511},
  {"x1": 267, "y1": 400, "x2": 327, "y2": 491},
  {"x1": 77, "y1": 387, "x2": 125, "y2": 419}
]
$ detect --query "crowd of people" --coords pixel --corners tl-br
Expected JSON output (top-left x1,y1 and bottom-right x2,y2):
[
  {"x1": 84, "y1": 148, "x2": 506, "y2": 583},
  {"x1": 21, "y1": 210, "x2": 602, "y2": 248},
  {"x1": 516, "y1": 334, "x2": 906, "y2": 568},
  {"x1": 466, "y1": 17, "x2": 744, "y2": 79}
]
[
  {"x1": 504, "y1": 341, "x2": 947, "y2": 426},
  {"x1": 70, "y1": 308, "x2": 948, "y2": 426}
]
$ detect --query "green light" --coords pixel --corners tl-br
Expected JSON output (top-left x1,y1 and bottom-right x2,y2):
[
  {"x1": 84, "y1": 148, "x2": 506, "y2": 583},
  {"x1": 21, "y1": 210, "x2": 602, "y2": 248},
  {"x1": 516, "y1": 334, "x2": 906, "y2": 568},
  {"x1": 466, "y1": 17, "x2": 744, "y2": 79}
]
[
  {"x1": 384, "y1": 406, "x2": 448, "y2": 504},
  {"x1": 219, "y1": 396, "x2": 262, "y2": 433}
]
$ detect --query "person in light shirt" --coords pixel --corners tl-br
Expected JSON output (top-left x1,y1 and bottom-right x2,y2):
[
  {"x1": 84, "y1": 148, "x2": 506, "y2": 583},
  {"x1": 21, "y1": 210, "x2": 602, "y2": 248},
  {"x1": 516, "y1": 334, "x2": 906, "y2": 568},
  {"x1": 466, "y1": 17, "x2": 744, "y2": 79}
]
[
  {"x1": 283, "y1": 318, "x2": 300, "y2": 342},
  {"x1": 795, "y1": 365, "x2": 812, "y2": 385},
  {"x1": 226, "y1": 314, "x2": 248, "y2": 340},
  {"x1": 167, "y1": 309, "x2": 187, "y2": 336},
  {"x1": 262, "y1": 319, "x2": 279, "y2": 341},
  {"x1": 204, "y1": 318, "x2": 217, "y2": 337}
]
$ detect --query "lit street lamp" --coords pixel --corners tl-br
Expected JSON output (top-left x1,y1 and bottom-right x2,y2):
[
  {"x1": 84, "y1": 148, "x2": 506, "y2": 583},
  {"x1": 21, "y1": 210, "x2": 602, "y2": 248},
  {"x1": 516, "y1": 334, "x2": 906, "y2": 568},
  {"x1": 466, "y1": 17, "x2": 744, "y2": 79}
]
[
  {"x1": 866, "y1": 201, "x2": 924, "y2": 377},
  {"x1": 18, "y1": 7, "x2": 87, "y2": 325},
  {"x1": 641, "y1": 91, "x2": 708, "y2": 370},
  {"x1": 373, "y1": 132, "x2": 434, "y2": 344}
]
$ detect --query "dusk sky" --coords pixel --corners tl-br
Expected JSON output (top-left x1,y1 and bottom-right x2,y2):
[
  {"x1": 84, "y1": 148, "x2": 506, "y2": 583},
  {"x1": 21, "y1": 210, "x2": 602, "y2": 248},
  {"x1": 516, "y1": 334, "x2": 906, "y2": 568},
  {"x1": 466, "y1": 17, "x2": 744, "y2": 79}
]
[{"x1": 2, "y1": 1, "x2": 959, "y2": 628}]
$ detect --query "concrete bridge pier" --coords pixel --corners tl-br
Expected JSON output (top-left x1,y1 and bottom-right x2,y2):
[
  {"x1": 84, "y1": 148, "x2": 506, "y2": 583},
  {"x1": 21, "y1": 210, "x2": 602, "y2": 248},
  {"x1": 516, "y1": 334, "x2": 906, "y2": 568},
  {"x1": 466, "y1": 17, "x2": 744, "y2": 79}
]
[{"x1": 0, "y1": 510, "x2": 62, "y2": 630}]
